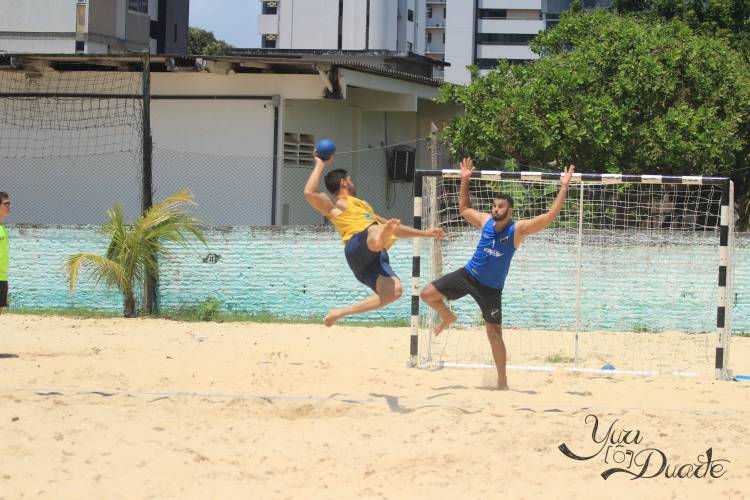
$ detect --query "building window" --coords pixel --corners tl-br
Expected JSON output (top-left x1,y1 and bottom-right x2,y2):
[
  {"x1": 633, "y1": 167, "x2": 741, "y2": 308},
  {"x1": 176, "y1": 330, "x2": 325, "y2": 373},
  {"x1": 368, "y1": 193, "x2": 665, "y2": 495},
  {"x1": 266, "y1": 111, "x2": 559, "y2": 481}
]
[
  {"x1": 427, "y1": 6, "x2": 432, "y2": 18},
  {"x1": 476, "y1": 33, "x2": 537, "y2": 45},
  {"x1": 427, "y1": 32, "x2": 432, "y2": 44},
  {"x1": 127, "y1": 0, "x2": 148, "y2": 14},
  {"x1": 263, "y1": 2, "x2": 278, "y2": 15},
  {"x1": 262, "y1": 35, "x2": 277, "y2": 48},
  {"x1": 475, "y1": 58, "x2": 529, "y2": 69},
  {"x1": 478, "y1": 9, "x2": 541, "y2": 20},
  {"x1": 174, "y1": 24, "x2": 178, "y2": 42},
  {"x1": 75, "y1": 40, "x2": 85, "y2": 53},
  {"x1": 479, "y1": 9, "x2": 508, "y2": 19},
  {"x1": 407, "y1": 9, "x2": 414, "y2": 22}
]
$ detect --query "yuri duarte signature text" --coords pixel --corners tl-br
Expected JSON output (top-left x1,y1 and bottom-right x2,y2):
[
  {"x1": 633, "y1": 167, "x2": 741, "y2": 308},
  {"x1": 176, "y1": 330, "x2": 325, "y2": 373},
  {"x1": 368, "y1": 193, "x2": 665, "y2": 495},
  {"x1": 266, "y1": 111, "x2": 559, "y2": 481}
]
[{"x1": 558, "y1": 414, "x2": 730, "y2": 480}]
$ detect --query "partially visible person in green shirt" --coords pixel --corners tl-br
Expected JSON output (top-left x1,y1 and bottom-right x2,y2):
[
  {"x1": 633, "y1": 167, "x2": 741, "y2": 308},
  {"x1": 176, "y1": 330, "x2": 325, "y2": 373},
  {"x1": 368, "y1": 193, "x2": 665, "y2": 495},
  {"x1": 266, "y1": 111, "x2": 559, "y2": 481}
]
[{"x1": 0, "y1": 191, "x2": 10, "y2": 315}]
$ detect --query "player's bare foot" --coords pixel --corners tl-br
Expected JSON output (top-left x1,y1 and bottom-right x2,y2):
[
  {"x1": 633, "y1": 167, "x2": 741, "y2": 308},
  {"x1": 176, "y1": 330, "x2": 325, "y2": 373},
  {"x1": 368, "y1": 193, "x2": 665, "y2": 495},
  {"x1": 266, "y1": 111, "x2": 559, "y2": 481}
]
[
  {"x1": 379, "y1": 218, "x2": 399, "y2": 243},
  {"x1": 324, "y1": 309, "x2": 344, "y2": 327},
  {"x1": 496, "y1": 378, "x2": 509, "y2": 390},
  {"x1": 433, "y1": 312, "x2": 457, "y2": 336}
]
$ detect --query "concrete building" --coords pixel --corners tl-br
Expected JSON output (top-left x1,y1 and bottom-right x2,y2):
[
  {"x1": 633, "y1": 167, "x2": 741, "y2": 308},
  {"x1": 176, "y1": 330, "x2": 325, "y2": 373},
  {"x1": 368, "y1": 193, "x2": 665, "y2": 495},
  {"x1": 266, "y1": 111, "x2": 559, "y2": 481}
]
[
  {"x1": 255, "y1": 1, "x2": 613, "y2": 84},
  {"x1": 257, "y1": 0, "x2": 427, "y2": 55},
  {"x1": 444, "y1": 0, "x2": 612, "y2": 84},
  {"x1": 0, "y1": 0, "x2": 189, "y2": 55},
  {"x1": 445, "y1": 0, "x2": 548, "y2": 84}
]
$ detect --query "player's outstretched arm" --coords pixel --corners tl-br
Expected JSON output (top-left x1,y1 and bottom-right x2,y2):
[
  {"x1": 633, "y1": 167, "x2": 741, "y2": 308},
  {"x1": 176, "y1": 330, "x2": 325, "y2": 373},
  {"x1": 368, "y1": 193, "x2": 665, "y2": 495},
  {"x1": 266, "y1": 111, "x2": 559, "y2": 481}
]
[
  {"x1": 458, "y1": 158, "x2": 491, "y2": 229},
  {"x1": 303, "y1": 153, "x2": 336, "y2": 217},
  {"x1": 515, "y1": 165, "x2": 575, "y2": 243}
]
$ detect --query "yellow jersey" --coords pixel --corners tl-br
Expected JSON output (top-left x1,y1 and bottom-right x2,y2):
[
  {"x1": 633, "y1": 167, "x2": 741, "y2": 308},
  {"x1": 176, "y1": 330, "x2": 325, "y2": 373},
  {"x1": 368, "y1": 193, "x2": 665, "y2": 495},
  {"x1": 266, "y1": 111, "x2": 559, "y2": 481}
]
[{"x1": 329, "y1": 196, "x2": 396, "y2": 248}]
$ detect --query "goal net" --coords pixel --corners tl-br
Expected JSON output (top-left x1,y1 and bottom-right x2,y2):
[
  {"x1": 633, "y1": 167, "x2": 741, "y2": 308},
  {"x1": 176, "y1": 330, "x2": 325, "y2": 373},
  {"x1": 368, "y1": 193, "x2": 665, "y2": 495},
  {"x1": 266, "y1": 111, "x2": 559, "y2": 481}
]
[
  {"x1": 410, "y1": 169, "x2": 735, "y2": 380},
  {"x1": 0, "y1": 55, "x2": 144, "y2": 224}
]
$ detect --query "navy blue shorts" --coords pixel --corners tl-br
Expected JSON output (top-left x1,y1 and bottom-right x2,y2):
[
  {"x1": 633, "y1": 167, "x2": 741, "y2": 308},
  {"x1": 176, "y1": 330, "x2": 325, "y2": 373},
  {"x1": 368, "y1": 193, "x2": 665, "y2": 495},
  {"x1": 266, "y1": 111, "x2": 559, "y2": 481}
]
[
  {"x1": 432, "y1": 268, "x2": 502, "y2": 324},
  {"x1": 344, "y1": 225, "x2": 397, "y2": 292}
]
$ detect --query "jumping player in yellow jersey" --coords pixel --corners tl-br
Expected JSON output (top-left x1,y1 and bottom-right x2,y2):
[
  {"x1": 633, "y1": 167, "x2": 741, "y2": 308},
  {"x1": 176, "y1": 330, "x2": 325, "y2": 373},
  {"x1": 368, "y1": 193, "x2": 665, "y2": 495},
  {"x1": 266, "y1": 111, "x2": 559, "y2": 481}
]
[{"x1": 304, "y1": 152, "x2": 444, "y2": 326}]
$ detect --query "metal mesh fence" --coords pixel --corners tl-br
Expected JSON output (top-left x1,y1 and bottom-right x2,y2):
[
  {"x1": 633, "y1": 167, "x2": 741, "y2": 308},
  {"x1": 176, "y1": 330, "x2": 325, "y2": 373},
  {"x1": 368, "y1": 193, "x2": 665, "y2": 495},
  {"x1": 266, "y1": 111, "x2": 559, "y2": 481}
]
[{"x1": 0, "y1": 60, "x2": 451, "y2": 318}]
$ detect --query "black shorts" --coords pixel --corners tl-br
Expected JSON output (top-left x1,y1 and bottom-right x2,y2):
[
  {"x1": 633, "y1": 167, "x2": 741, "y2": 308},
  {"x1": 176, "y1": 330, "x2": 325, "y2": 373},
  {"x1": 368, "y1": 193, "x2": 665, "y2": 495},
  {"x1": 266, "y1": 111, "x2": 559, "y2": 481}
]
[
  {"x1": 432, "y1": 267, "x2": 502, "y2": 324},
  {"x1": 344, "y1": 225, "x2": 397, "y2": 292},
  {"x1": 0, "y1": 281, "x2": 7, "y2": 308}
]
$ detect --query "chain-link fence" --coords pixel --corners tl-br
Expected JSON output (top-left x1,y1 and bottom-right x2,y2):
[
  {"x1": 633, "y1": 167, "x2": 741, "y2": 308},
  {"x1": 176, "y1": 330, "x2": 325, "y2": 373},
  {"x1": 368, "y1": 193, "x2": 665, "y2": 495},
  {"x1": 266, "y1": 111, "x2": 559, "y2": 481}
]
[{"x1": 0, "y1": 57, "x2": 455, "y2": 319}]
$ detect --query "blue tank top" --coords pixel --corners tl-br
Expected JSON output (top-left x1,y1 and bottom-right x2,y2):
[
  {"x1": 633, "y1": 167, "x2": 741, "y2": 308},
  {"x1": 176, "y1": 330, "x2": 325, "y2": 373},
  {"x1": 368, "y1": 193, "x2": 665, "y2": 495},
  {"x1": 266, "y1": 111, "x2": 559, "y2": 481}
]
[{"x1": 464, "y1": 219, "x2": 517, "y2": 290}]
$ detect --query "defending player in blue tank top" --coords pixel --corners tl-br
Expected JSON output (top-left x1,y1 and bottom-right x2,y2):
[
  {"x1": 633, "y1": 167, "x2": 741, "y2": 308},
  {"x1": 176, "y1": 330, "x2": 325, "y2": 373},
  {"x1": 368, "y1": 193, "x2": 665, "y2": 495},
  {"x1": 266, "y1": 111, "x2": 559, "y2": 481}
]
[{"x1": 464, "y1": 218, "x2": 517, "y2": 290}]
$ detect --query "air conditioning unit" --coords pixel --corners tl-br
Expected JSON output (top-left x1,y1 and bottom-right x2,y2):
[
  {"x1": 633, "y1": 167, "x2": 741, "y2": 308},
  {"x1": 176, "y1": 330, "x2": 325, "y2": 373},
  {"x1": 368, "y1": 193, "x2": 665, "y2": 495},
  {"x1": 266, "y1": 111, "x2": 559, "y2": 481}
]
[{"x1": 387, "y1": 146, "x2": 416, "y2": 182}]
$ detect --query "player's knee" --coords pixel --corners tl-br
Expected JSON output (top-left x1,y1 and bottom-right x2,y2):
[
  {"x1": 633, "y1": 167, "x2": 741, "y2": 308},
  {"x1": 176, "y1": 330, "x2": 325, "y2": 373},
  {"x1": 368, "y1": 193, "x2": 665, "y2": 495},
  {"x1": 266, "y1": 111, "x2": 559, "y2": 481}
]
[
  {"x1": 391, "y1": 281, "x2": 403, "y2": 300},
  {"x1": 367, "y1": 238, "x2": 385, "y2": 252},
  {"x1": 487, "y1": 323, "x2": 502, "y2": 336},
  {"x1": 420, "y1": 286, "x2": 435, "y2": 302}
]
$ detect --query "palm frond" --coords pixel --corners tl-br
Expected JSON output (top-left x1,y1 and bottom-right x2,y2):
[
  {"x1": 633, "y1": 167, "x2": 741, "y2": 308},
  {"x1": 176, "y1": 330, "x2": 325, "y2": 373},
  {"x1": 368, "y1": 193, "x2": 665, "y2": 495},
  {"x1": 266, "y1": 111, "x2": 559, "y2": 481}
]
[
  {"x1": 65, "y1": 253, "x2": 129, "y2": 292},
  {"x1": 65, "y1": 189, "x2": 206, "y2": 313}
]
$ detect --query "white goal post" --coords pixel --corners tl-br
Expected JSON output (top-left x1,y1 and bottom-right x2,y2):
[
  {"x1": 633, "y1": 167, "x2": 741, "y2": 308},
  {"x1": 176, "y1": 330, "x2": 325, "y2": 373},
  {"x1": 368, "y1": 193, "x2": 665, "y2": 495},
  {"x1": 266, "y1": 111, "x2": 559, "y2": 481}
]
[{"x1": 409, "y1": 169, "x2": 735, "y2": 380}]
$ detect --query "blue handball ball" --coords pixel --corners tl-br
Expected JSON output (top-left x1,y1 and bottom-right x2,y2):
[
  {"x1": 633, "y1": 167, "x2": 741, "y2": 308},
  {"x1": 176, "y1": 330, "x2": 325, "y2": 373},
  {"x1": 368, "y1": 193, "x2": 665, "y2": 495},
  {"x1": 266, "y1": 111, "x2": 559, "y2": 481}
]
[
  {"x1": 601, "y1": 364, "x2": 616, "y2": 371},
  {"x1": 316, "y1": 139, "x2": 336, "y2": 161}
]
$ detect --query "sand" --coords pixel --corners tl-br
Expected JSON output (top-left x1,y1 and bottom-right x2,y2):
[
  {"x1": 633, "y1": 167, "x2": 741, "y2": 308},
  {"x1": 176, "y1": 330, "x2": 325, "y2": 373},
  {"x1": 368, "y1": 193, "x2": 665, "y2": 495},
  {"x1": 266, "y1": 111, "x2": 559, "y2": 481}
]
[{"x1": 0, "y1": 314, "x2": 749, "y2": 499}]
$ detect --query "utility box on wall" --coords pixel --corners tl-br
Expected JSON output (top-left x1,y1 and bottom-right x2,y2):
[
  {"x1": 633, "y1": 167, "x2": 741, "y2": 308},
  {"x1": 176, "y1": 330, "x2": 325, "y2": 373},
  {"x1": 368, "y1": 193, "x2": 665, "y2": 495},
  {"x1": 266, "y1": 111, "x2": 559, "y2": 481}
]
[{"x1": 387, "y1": 145, "x2": 416, "y2": 182}]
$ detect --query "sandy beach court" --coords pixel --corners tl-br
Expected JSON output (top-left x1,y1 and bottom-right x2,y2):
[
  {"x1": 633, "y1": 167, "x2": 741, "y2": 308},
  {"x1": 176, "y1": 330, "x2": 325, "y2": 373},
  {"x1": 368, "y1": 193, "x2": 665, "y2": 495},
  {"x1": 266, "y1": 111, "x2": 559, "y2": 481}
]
[{"x1": 1, "y1": 314, "x2": 748, "y2": 499}]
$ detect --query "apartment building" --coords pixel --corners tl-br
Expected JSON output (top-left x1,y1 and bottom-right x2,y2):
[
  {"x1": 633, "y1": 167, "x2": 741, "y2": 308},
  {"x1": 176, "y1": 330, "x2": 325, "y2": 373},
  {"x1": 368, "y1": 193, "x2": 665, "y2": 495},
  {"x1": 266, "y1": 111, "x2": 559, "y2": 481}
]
[
  {"x1": 256, "y1": 1, "x2": 612, "y2": 84},
  {"x1": 0, "y1": 0, "x2": 189, "y2": 54},
  {"x1": 257, "y1": 0, "x2": 426, "y2": 54}
]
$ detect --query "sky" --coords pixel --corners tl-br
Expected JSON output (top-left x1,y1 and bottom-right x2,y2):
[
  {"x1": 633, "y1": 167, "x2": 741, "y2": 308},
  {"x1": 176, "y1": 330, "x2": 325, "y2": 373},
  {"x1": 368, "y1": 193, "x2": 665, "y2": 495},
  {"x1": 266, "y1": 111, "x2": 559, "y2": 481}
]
[{"x1": 189, "y1": 0, "x2": 261, "y2": 48}]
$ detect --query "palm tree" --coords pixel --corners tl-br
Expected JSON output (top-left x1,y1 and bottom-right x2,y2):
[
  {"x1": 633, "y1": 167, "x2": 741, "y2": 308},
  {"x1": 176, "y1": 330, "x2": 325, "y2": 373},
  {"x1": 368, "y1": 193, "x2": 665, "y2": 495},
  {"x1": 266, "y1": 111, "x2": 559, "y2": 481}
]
[{"x1": 65, "y1": 189, "x2": 206, "y2": 317}]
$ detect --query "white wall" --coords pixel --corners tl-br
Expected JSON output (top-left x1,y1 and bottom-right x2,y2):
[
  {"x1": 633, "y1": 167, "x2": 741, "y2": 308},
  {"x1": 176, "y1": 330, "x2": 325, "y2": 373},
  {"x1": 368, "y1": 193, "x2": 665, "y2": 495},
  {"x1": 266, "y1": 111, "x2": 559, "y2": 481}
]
[
  {"x1": 444, "y1": 2, "x2": 475, "y2": 85},
  {"x1": 270, "y1": 0, "x2": 426, "y2": 52},
  {"x1": 0, "y1": 0, "x2": 77, "y2": 32},
  {"x1": 0, "y1": 37, "x2": 74, "y2": 53},
  {"x1": 116, "y1": 0, "x2": 126, "y2": 40},
  {"x1": 479, "y1": 0, "x2": 542, "y2": 8},
  {"x1": 151, "y1": 73, "x2": 325, "y2": 99},
  {"x1": 370, "y1": 0, "x2": 398, "y2": 51},
  {"x1": 476, "y1": 44, "x2": 537, "y2": 59},
  {"x1": 278, "y1": 0, "x2": 339, "y2": 49},
  {"x1": 478, "y1": 19, "x2": 545, "y2": 33},
  {"x1": 414, "y1": 0, "x2": 427, "y2": 53},
  {"x1": 150, "y1": 72, "x2": 328, "y2": 225},
  {"x1": 342, "y1": 0, "x2": 367, "y2": 49},
  {"x1": 258, "y1": 14, "x2": 279, "y2": 35},
  {"x1": 151, "y1": 99, "x2": 276, "y2": 225}
]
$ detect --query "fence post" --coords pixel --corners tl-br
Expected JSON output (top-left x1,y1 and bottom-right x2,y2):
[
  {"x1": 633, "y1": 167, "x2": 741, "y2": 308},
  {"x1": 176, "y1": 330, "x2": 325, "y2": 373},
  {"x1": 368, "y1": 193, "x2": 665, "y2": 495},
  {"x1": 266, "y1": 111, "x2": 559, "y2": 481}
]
[
  {"x1": 430, "y1": 122, "x2": 438, "y2": 170},
  {"x1": 142, "y1": 52, "x2": 158, "y2": 315}
]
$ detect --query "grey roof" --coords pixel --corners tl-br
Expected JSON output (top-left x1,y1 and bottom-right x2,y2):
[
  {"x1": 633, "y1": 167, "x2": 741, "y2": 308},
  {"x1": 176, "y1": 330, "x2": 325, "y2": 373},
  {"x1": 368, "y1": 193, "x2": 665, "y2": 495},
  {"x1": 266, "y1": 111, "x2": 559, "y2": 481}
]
[{"x1": 0, "y1": 52, "x2": 446, "y2": 87}]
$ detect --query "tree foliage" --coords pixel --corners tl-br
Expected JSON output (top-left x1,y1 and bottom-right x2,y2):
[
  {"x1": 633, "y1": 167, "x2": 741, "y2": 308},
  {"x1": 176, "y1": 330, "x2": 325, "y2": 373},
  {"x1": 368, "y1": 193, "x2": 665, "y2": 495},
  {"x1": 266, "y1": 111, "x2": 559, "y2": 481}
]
[
  {"x1": 188, "y1": 27, "x2": 234, "y2": 55},
  {"x1": 437, "y1": 10, "x2": 750, "y2": 178},
  {"x1": 65, "y1": 190, "x2": 206, "y2": 317},
  {"x1": 613, "y1": 0, "x2": 750, "y2": 59},
  {"x1": 436, "y1": 9, "x2": 750, "y2": 226}
]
